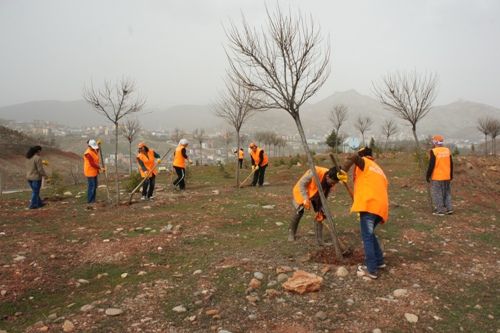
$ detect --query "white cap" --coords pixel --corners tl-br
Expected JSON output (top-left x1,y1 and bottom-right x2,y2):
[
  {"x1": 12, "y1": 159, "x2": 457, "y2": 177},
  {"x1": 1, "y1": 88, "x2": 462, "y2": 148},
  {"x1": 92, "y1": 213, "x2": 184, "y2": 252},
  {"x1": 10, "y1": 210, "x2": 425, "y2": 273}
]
[
  {"x1": 179, "y1": 139, "x2": 189, "y2": 145},
  {"x1": 88, "y1": 139, "x2": 99, "y2": 149}
]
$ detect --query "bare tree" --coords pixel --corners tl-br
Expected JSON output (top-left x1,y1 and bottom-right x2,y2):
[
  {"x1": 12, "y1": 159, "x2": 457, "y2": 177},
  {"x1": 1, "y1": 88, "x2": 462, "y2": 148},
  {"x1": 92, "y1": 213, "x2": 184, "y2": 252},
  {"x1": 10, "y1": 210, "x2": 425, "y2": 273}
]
[
  {"x1": 487, "y1": 118, "x2": 500, "y2": 155},
  {"x1": 170, "y1": 128, "x2": 184, "y2": 144},
  {"x1": 226, "y1": 6, "x2": 346, "y2": 258},
  {"x1": 381, "y1": 119, "x2": 398, "y2": 151},
  {"x1": 329, "y1": 104, "x2": 349, "y2": 153},
  {"x1": 477, "y1": 117, "x2": 491, "y2": 156},
  {"x1": 120, "y1": 118, "x2": 141, "y2": 174},
  {"x1": 214, "y1": 79, "x2": 256, "y2": 186},
  {"x1": 83, "y1": 79, "x2": 145, "y2": 202},
  {"x1": 192, "y1": 128, "x2": 206, "y2": 165},
  {"x1": 354, "y1": 116, "x2": 373, "y2": 146},
  {"x1": 373, "y1": 70, "x2": 438, "y2": 168}
]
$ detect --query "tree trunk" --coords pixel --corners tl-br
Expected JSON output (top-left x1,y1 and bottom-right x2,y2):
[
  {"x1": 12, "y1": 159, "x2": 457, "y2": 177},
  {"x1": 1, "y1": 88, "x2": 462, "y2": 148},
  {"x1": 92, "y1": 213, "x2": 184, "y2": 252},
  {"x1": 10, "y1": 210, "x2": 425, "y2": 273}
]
[
  {"x1": 484, "y1": 133, "x2": 488, "y2": 156},
  {"x1": 384, "y1": 136, "x2": 389, "y2": 152},
  {"x1": 294, "y1": 116, "x2": 343, "y2": 260},
  {"x1": 114, "y1": 123, "x2": 120, "y2": 202},
  {"x1": 128, "y1": 141, "x2": 132, "y2": 175},
  {"x1": 236, "y1": 130, "x2": 240, "y2": 187},
  {"x1": 411, "y1": 126, "x2": 423, "y2": 170}
]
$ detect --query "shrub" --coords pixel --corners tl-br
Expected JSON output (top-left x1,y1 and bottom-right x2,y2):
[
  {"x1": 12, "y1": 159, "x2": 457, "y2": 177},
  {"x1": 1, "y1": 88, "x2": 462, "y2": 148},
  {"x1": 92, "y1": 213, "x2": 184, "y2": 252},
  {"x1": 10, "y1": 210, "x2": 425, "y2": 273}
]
[{"x1": 125, "y1": 172, "x2": 143, "y2": 192}]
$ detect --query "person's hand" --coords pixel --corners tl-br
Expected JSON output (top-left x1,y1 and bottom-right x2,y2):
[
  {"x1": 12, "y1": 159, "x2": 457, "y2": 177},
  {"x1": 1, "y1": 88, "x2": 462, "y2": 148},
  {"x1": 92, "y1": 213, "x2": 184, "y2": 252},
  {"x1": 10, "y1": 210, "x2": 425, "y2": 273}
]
[
  {"x1": 337, "y1": 170, "x2": 348, "y2": 183},
  {"x1": 100, "y1": 167, "x2": 106, "y2": 173},
  {"x1": 302, "y1": 199, "x2": 311, "y2": 210},
  {"x1": 157, "y1": 158, "x2": 162, "y2": 164},
  {"x1": 42, "y1": 160, "x2": 49, "y2": 166},
  {"x1": 252, "y1": 165, "x2": 259, "y2": 171}
]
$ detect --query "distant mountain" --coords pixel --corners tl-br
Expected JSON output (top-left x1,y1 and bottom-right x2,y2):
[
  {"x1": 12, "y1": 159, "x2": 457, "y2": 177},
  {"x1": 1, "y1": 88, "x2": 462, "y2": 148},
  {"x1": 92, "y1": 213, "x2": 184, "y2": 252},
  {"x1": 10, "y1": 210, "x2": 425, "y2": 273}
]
[{"x1": 1, "y1": 91, "x2": 498, "y2": 140}]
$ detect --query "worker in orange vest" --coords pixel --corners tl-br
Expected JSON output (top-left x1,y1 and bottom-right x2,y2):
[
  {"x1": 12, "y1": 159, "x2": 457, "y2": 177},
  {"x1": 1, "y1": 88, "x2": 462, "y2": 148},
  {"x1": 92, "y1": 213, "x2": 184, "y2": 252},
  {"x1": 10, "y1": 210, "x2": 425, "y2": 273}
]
[
  {"x1": 83, "y1": 139, "x2": 103, "y2": 205},
  {"x1": 235, "y1": 148, "x2": 244, "y2": 169},
  {"x1": 426, "y1": 135, "x2": 453, "y2": 216},
  {"x1": 343, "y1": 147, "x2": 389, "y2": 280},
  {"x1": 248, "y1": 143, "x2": 268, "y2": 186},
  {"x1": 172, "y1": 139, "x2": 191, "y2": 190},
  {"x1": 136, "y1": 142, "x2": 161, "y2": 200},
  {"x1": 289, "y1": 166, "x2": 347, "y2": 245}
]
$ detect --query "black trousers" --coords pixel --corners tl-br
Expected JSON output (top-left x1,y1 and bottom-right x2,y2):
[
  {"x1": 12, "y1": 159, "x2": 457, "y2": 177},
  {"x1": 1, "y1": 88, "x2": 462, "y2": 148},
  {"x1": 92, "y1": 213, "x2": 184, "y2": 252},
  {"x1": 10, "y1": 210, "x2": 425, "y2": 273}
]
[
  {"x1": 142, "y1": 174, "x2": 156, "y2": 198},
  {"x1": 173, "y1": 166, "x2": 186, "y2": 190},
  {"x1": 252, "y1": 165, "x2": 267, "y2": 186},
  {"x1": 238, "y1": 159, "x2": 243, "y2": 169}
]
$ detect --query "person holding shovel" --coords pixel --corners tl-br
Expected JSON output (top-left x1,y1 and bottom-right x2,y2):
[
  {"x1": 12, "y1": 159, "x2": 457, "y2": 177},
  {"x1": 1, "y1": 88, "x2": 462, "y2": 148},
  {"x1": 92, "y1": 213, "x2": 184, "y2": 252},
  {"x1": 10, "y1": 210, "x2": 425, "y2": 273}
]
[
  {"x1": 136, "y1": 142, "x2": 161, "y2": 200},
  {"x1": 288, "y1": 166, "x2": 347, "y2": 245},
  {"x1": 249, "y1": 142, "x2": 268, "y2": 187},
  {"x1": 172, "y1": 139, "x2": 191, "y2": 190},
  {"x1": 343, "y1": 147, "x2": 388, "y2": 280},
  {"x1": 83, "y1": 139, "x2": 104, "y2": 205},
  {"x1": 426, "y1": 135, "x2": 453, "y2": 216}
]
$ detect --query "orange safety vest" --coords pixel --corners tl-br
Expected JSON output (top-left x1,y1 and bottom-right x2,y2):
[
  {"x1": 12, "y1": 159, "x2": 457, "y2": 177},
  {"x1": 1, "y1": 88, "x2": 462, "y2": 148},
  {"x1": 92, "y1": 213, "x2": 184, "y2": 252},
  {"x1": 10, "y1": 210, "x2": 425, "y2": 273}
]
[
  {"x1": 137, "y1": 149, "x2": 158, "y2": 178},
  {"x1": 431, "y1": 147, "x2": 451, "y2": 181},
  {"x1": 173, "y1": 145, "x2": 186, "y2": 168},
  {"x1": 238, "y1": 150, "x2": 244, "y2": 159},
  {"x1": 250, "y1": 147, "x2": 268, "y2": 167},
  {"x1": 351, "y1": 157, "x2": 389, "y2": 223},
  {"x1": 293, "y1": 167, "x2": 329, "y2": 206},
  {"x1": 83, "y1": 147, "x2": 100, "y2": 177}
]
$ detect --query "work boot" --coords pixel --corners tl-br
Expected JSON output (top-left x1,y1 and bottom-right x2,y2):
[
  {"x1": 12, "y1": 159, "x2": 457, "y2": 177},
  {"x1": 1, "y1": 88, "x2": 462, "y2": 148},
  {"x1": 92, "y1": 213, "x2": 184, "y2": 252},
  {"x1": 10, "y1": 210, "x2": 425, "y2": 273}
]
[
  {"x1": 288, "y1": 208, "x2": 303, "y2": 241},
  {"x1": 315, "y1": 222, "x2": 325, "y2": 246}
]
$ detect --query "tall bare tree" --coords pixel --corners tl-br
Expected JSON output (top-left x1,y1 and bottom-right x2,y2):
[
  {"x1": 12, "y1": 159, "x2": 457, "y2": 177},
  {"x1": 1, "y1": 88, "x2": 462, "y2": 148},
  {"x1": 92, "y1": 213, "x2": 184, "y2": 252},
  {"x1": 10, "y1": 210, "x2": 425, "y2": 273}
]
[
  {"x1": 373, "y1": 70, "x2": 438, "y2": 168},
  {"x1": 477, "y1": 117, "x2": 490, "y2": 156},
  {"x1": 226, "y1": 6, "x2": 345, "y2": 258},
  {"x1": 329, "y1": 104, "x2": 349, "y2": 153},
  {"x1": 120, "y1": 118, "x2": 141, "y2": 175},
  {"x1": 381, "y1": 119, "x2": 398, "y2": 151},
  {"x1": 192, "y1": 128, "x2": 206, "y2": 165},
  {"x1": 487, "y1": 118, "x2": 500, "y2": 155},
  {"x1": 83, "y1": 79, "x2": 145, "y2": 202},
  {"x1": 214, "y1": 79, "x2": 256, "y2": 186},
  {"x1": 354, "y1": 116, "x2": 373, "y2": 146}
]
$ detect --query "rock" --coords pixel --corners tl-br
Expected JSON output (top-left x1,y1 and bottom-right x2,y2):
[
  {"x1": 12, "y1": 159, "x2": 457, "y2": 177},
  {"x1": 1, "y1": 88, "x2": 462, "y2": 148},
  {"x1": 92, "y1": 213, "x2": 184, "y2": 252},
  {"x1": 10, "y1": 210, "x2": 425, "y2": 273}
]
[
  {"x1": 373, "y1": 329, "x2": 382, "y2": 333},
  {"x1": 248, "y1": 314, "x2": 257, "y2": 320},
  {"x1": 264, "y1": 289, "x2": 281, "y2": 298},
  {"x1": 218, "y1": 330, "x2": 233, "y2": 333},
  {"x1": 346, "y1": 298, "x2": 354, "y2": 306},
  {"x1": 393, "y1": 289, "x2": 408, "y2": 297},
  {"x1": 160, "y1": 224, "x2": 174, "y2": 233},
  {"x1": 172, "y1": 305, "x2": 187, "y2": 313},
  {"x1": 405, "y1": 313, "x2": 419, "y2": 323},
  {"x1": 105, "y1": 308, "x2": 123, "y2": 316},
  {"x1": 212, "y1": 190, "x2": 220, "y2": 195},
  {"x1": 77, "y1": 279, "x2": 89, "y2": 284},
  {"x1": 121, "y1": 273, "x2": 128, "y2": 278},
  {"x1": 253, "y1": 272, "x2": 264, "y2": 280},
  {"x1": 246, "y1": 295, "x2": 260, "y2": 304},
  {"x1": 38, "y1": 326, "x2": 49, "y2": 332},
  {"x1": 62, "y1": 320, "x2": 75, "y2": 332},
  {"x1": 275, "y1": 222, "x2": 284, "y2": 226},
  {"x1": 97, "y1": 273, "x2": 108, "y2": 279},
  {"x1": 474, "y1": 304, "x2": 482, "y2": 309},
  {"x1": 277, "y1": 273, "x2": 289, "y2": 283},
  {"x1": 262, "y1": 205, "x2": 275, "y2": 209},
  {"x1": 282, "y1": 270, "x2": 323, "y2": 294},
  {"x1": 143, "y1": 206, "x2": 151, "y2": 210},
  {"x1": 1, "y1": 290, "x2": 6, "y2": 296},
  {"x1": 205, "y1": 309, "x2": 219, "y2": 316},
  {"x1": 63, "y1": 191, "x2": 73, "y2": 196},
  {"x1": 80, "y1": 304, "x2": 94, "y2": 312},
  {"x1": 267, "y1": 280, "x2": 278, "y2": 287},
  {"x1": 193, "y1": 270, "x2": 202, "y2": 275},
  {"x1": 276, "y1": 266, "x2": 293, "y2": 274},
  {"x1": 13, "y1": 255, "x2": 26, "y2": 262},
  {"x1": 248, "y1": 278, "x2": 261, "y2": 289},
  {"x1": 137, "y1": 271, "x2": 147, "y2": 276},
  {"x1": 315, "y1": 311, "x2": 327, "y2": 320},
  {"x1": 47, "y1": 313, "x2": 57, "y2": 320},
  {"x1": 335, "y1": 266, "x2": 349, "y2": 277},
  {"x1": 188, "y1": 315, "x2": 196, "y2": 321}
]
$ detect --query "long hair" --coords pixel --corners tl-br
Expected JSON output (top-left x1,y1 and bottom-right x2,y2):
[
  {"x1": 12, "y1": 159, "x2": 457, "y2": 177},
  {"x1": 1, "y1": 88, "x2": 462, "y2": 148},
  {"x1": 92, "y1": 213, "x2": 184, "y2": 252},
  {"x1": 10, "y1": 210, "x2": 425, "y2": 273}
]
[{"x1": 26, "y1": 145, "x2": 42, "y2": 159}]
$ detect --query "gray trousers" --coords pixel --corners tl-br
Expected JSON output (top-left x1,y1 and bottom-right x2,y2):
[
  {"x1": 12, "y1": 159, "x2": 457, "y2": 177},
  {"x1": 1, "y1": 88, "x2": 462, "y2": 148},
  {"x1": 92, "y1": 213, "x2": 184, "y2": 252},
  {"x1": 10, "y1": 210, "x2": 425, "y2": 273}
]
[{"x1": 431, "y1": 180, "x2": 452, "y2": 213}]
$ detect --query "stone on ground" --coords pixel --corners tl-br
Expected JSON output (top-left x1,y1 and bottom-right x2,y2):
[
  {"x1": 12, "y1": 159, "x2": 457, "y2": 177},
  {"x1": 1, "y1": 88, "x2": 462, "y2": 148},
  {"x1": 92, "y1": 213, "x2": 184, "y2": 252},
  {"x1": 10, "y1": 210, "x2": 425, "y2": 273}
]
[
  {"x1": 404, "y1": 313, "x2": 419, "y2": 323},
  {"x1": 105, "y1": 308, "x2": 123, "y2": 316}
]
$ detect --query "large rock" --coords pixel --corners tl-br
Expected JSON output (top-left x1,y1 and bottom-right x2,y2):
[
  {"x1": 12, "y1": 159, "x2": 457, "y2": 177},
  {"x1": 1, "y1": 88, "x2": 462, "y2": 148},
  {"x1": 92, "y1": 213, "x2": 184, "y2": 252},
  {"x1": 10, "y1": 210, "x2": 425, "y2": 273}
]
[
  {"x1": 62, "y1": 320, "x2": 75, "y2": 332},
  {"x1": 335, "y1": 266, "x2": 349, "y2": 277},
  {"x1": 253, "y1": 272, "x2": 264, "y2": 280},
  {"x1": 248, "y1": 278, "x2": 261, "y2": 289},
  {"x1": 277, "y1": 273, "x2": 289, "y2": 283},
  {"x1": 105, "y1": 308, "x2": 123, "y2": 316},
  {"x1": 404, "y1": 313, "x2": 419, "y2": 323},
  {"x1": 282, "y1": 270, "x2": 323, "y2": 294}
]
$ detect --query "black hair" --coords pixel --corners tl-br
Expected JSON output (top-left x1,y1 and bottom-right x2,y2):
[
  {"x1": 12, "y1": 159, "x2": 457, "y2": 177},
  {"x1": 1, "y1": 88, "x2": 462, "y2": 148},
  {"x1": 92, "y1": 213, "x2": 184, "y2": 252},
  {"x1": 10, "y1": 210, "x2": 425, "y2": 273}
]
[
  {"x1": 358, "y1": 147, "x2": 373, "y2": 157},
  {"x1": 26, "y1": 145, "x2": 42, "y2": 159},
  {"x1": 327, "y1": 166, "x2": 340, "y2": 181}
]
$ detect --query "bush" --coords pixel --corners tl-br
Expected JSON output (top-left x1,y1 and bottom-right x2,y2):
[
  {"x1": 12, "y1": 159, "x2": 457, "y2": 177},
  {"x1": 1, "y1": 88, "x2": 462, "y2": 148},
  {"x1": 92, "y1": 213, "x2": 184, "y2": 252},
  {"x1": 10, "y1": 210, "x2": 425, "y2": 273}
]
[
  {"x1": 125, "y1": 172, "x2": 143, "y2": 192},
  {"x1": 50, "y1": 170, "x2": 67, "y2": 195}
]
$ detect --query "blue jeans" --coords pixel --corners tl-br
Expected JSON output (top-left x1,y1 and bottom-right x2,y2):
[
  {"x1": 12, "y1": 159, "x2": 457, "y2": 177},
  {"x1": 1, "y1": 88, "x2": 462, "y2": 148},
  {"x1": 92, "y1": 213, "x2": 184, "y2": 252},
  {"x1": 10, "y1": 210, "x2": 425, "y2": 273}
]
[
  {"x1": 87, "y1": 176, "x2": 98, "y2": 203},
  {"x1": 28, "y1": 180, "x2": 43, "y2": 209},
  {"x1": 360, "y1": 212, "x2": 384, "y2": 273}
]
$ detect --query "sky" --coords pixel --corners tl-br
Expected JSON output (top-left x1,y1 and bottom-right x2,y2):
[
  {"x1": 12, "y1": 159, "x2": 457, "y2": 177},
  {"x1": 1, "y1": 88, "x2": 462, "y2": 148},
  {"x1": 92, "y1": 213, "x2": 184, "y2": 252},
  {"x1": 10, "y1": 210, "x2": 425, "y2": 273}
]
[{"x1": 1, "y1": 0, "x2": 499, "y2": 109}]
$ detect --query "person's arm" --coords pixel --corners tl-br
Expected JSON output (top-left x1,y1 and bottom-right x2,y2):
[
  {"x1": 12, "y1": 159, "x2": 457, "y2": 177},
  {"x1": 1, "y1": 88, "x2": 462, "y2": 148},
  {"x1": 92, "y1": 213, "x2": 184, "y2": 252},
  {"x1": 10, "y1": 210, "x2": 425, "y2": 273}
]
[
  {"x1": 181, "y1": 147, "x2": 188, "y2": 159},
  {"x1": 449, "y1": 154, "x2": 453, "y2": 181},
  {"x1": 426, "y1": 150, "x2": 436, "y2": 182},
  {"x1": 137, "y1": 157, "x2": 148, "y2": 172},
  {"x1": 85, "y1": 153, "x2": 101, "y2": 170},
  {"x1": 35, "y1": 156, "x2": 47, "y2": 177},
  {"x1": 258, "y1": 150, "x2": 264, "y2": 167},
  {"x1": 342, "y1": 154, "x2": 365, "y2": 172},
  {"x1": 153, "y1": 151, "x2": 161, "y2": 159},
  {"x1": 250, "y1": 155, "x2": 256, "y2": 166}
]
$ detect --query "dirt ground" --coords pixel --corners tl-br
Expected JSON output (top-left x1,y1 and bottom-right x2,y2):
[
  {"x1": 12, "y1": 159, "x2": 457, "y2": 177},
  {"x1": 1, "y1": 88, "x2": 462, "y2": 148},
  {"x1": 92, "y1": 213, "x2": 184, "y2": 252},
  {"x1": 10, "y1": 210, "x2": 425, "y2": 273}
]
[{"x1": 0, "y1": 153, "x2": 499, "y2": 333}]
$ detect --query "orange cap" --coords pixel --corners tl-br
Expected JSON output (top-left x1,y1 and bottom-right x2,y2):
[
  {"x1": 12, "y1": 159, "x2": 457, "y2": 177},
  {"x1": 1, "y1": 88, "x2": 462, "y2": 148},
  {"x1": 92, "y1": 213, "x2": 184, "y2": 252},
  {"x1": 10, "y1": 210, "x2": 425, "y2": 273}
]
[
  {"x1": 137, "y1": 142, "x2": 146, "y2": 148},
  {"x1": 249, "y1": 142, "x2": 257, "y2": 149}
]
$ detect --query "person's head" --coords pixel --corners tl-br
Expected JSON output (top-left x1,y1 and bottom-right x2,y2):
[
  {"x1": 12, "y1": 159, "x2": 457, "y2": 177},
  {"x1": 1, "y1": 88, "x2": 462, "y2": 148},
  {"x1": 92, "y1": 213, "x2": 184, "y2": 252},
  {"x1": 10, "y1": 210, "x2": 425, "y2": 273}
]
[
  {"x1": 325, "y1": 166, "x2": 341, "y2": 185},
  {"x1": 240, "y1": 148, "x2": 244, "y2": 151},
  {"x1": 432, "y1": 135, "x2": 444, "y2": 146},
  {"x1": 249, "y1": 142, "x2": 257, "y2": 151},
  {"x1": 137, "y1": 142, "x2": 148, "y2": 152},
  {"x1": 26, "y1": 145, "x2": 42, "y2": 159},
  {"x1": 87, "y1": 139, "x2": 99, "y2": 150},
  {"x1": 179, "y1": 138, "x2": 189, "y2": 146},
  {"x1": 357, "y1": 147, "x2": 372, "y2": 158}
]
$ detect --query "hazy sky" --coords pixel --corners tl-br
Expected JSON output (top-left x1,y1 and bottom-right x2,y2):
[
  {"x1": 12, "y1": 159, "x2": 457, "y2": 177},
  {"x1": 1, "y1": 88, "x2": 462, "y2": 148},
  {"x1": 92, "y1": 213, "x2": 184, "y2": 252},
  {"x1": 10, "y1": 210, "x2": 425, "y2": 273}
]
[{"x1": 1, "y1": 0, "x2": 499, "y2": 108}]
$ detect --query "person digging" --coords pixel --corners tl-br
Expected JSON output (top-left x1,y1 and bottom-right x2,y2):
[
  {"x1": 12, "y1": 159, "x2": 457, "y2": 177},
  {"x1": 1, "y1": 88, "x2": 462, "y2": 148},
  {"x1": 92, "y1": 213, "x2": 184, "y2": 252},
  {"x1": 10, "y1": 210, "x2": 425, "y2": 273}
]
[{"x1": 288, "y1": 166, "x2": 347, "y2": 246}]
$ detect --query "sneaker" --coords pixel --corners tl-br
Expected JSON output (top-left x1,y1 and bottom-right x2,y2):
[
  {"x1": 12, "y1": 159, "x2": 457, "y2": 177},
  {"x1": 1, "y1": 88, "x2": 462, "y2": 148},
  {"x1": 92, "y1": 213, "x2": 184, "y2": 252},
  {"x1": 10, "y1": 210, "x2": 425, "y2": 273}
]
[
  {"x1": 377, "y1": 263, "x2": 387, "y2": 269},
  {"x1": 432, "y1": 211, "x2": 445, "y2": 216},
  {"x1": 357, "y1": 265, "x2": 378, "y2": 280},
  {"x1": 141, "y1": 196, "x2": 147, "y2": 201},
  {"x1": 446, "y1": 210, "x2": 454, "y2": 215}
]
